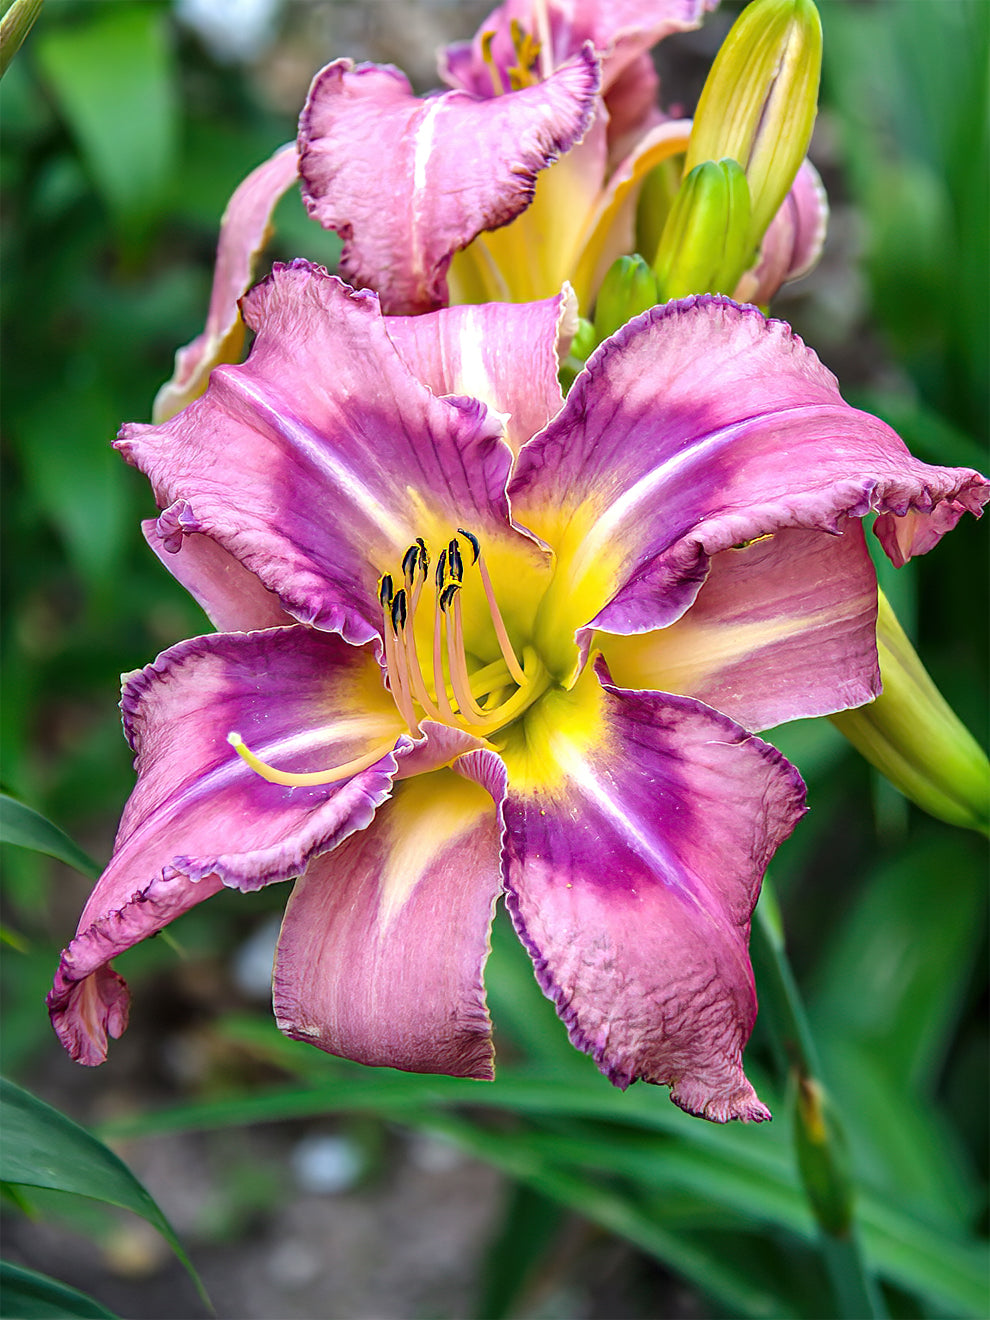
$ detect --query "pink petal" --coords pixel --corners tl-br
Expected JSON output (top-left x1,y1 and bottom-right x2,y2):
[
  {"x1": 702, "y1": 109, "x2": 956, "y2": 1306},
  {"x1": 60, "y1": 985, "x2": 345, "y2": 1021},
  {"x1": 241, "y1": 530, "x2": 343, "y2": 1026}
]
[
  {"x1": 273, "y1": 767, "x2": 503, "y2": 1079},
  {"x1": 599, "y1": 521, "x2": 880, "y2": 731},
  {"x1": 119, "y1": 262, "x2": 526, "y2": 650},
  {"x1": 501, "y1": 658, "x2": 805, "y2": 1119},
  {"x1": 510, "y1": 298, "x2": 989, "y2": 666},
  {"x1": 383, "y1": 290, "x2": 573, "y2": 456},
  {"x1": 440, "y1": 0, "x2": 716, "y2": 98},
  {"x1": 49, "y1": 626, "x2": 408, "y2": 1064},
  {"x1": 297, "y1": 52, "x2": 600, "y2": 314},
  {"x1": 153, "y1": 143, "x2": 299, "y2": 423},
  {"x1": 735, "y1": 159, "x2": 829, "y2": 305},
  {"x1": 143, "y1": 516, "x2": 295, "y2": 633}
]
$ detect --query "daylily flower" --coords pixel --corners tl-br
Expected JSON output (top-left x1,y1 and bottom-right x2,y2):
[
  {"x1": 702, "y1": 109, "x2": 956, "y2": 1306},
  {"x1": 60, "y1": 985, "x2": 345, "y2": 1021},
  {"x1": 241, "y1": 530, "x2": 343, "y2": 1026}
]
[
  {"x1": 49, "y1": 261, "x2": 987, "y2": 1120},
  {"x1": 153, "y1": 0, "x2": 826, "y2": 422},
  {"x1": 297, "y1": 0, "x2": 826, "y2": 314}
]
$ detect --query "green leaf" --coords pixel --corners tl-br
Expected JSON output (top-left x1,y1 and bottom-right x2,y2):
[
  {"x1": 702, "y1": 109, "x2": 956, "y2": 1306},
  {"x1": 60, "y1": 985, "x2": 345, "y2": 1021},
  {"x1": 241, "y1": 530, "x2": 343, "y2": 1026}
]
[
  {"x1": 35, "y1": 3, "x2": 177, "y2": 234},
  {"x1": 0, "y1": 794, "x2": 99, "y2": 877},
  {"x1": 0, "y1": 1079, "x2": 208, "y2": 1309},
  {"x1": 475, "y1": 1183, "x2": 566, "y2": 1320},
  {"x1": 0, "y1": 1261, "x2": 117, "y2": 1319}
]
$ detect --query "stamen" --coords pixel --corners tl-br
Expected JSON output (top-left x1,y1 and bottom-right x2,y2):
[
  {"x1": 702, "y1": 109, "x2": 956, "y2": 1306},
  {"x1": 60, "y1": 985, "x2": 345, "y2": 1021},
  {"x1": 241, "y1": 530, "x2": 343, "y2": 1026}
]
[
  {"x1": 228, "y1": 732, "x2": 396, "y2": 787},
  {"x1": 447, "y1": 537, "x2": 464, "y2": 582},
  {"x1": 381, "y1": 589, "x2": 419, "y2": 733},
  {"x1": 442, "y1": 585, "x2": 491, "y2": 726},
  {"x1": 456, "y1": 528, "x2": 480, "y2": 564},
  {"x1": 401, "y1": 542, "x2": 420, "y2": 583},
  {"x1": 456, "y1": 530, "x2": 527, "y2": 686},
  {"x1": 480, "y1": 30, "x2": 505, "y2": 96}
]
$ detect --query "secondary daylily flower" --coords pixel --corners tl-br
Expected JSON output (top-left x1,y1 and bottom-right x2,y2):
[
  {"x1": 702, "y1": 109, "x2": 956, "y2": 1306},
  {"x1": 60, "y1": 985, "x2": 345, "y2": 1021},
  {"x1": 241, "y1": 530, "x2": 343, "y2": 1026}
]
[
  {"x1": 297, "y1": 0, "x2": 825, "y2": 314},
  {"x1": 153, "y1": 0, "x2": 826, "y2": 421},
  {"x1": 49, "y1": 262, "x2": 988, "y2": 1121}
]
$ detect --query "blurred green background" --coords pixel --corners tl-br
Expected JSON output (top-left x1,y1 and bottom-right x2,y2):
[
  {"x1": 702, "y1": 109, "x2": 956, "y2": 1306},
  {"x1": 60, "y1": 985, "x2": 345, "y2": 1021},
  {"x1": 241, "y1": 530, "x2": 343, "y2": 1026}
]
[{"x1": 1, "y1": 2, "x2": 987, "y2": 1317}]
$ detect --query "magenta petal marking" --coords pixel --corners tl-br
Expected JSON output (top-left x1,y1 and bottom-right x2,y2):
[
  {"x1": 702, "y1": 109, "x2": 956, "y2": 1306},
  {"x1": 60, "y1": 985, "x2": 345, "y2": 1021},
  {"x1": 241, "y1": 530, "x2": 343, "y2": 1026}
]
[
  {"x1": 383, "y1": 291, "x2": 570, "y2": 455},
  {"x1": 48, "y1": 626, "x2": 406, "y2": 1064},
  {"x1": 273, "y1": 769, "x2": 503, "y2": 1079},
  {"x1": 153, "y1": 143, "x2": 299, "y2": 423},
  {"x1": 119, "y1": 262, "x2": 520, "y2": 645},
  {"x1": 502, "y1": 662, "x2": 806, "y2": 1119},
  {"x1": 143, "y1": 518, "x2": 294, "y2": 633},
  {"x1": 297, "y1": 52, "x2": 600, "y2": 314},
  {"x1": 511, "y1": 297, "x2": 989, "y2": 642}
]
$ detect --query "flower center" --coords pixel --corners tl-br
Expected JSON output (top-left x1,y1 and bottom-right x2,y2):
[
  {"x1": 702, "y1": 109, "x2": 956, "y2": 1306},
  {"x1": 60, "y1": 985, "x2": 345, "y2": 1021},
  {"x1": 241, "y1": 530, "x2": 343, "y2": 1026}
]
[
  {"x1": 481, "y1": 20, "x2": 543, "y2": 96},
  {"x1": 378, "y1": 529, "x2": 550, "y2": 739},
  {"x1": 229, "y1": 530, "x2": 551, "y2": 787}
]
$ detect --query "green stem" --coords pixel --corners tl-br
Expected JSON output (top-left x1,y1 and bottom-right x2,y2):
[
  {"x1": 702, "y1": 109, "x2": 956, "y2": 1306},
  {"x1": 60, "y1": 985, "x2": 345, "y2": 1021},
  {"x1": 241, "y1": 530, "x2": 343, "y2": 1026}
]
[{"x1": 751, "y1": 886, "x2": 888, "y2": 1320}]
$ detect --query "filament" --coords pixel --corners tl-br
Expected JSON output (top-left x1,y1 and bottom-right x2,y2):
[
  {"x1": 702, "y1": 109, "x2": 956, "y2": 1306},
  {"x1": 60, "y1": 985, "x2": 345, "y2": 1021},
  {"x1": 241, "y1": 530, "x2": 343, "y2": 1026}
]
[{"x1": 228, "y1": 733, "x2": 395, "y2": 787}]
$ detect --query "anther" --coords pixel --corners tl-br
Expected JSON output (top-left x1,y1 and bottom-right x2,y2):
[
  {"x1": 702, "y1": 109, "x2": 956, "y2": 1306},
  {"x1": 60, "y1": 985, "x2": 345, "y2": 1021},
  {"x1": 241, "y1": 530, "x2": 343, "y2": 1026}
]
[
  {"x1": 416, "y1": 538, "x2": 429, "y2": 575},
  {"x1": 390, "y1": 588, "x2": 408, "y2": 631},
  {"x1": 401, "y1": 543, "x2": 420, "y2": 582},
  {"x1": 447, "y1": 538, "x2": 464, "y2": 582},
  {"x1": 439, "y1": 582, "x2": 461, "y2": 612},
  {"x1": 378, "y1": 574, "x2": 394, "y2": 608},
  {"x1": 435, "y1": 547, "x2": 448, "y2": 591},
  {"x1": 456, "y1": 528, "x2": 480, "y2": 564}
]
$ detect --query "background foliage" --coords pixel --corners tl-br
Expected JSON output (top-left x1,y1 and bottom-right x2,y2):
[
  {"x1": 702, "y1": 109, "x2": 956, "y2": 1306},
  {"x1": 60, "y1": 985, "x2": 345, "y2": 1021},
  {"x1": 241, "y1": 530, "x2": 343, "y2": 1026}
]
[{"x1": 1, "y1": 1, "x2": 987, "y2": 1316}]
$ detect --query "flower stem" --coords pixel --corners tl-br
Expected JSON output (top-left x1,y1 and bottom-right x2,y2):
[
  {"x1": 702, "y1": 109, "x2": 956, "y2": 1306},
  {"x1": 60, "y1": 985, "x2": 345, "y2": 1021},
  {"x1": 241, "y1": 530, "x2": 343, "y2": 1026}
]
[{"x1": 751, "y1": 884, "x2": 888, "y2": 1319}]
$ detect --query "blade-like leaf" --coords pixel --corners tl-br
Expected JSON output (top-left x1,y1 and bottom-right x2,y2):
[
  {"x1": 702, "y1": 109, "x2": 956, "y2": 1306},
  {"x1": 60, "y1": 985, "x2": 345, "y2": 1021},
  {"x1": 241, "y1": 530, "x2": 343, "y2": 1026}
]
[
  {"x1": 0, "y1": 1261, "x2": 118, "y2": 1319},
  {"x1": 0, "y1": 1079, "x2": 208, "y2": 1308},
  {"x1": 0, "y1": 794, "x2": 99, "y2": 877}
]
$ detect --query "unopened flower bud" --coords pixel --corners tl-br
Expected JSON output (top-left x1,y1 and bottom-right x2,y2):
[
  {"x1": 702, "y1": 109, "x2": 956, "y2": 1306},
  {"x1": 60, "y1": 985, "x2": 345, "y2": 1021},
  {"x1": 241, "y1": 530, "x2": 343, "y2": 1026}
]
[
  {"x1": 592, "y1": 254, "x2": 661, "y2": 343},
  {"x1": 653, "y1": 158, "x2": 753, "y2": 301},
  {"x1": 794, "y1": 1075, "x2": 854, "y2": 1237},
  {"x1": 684, "y1": 0, "x2": 822, "y2": 254},
  {"x1": 830, "y1": 591, "x2": 990, "y2": 834}
]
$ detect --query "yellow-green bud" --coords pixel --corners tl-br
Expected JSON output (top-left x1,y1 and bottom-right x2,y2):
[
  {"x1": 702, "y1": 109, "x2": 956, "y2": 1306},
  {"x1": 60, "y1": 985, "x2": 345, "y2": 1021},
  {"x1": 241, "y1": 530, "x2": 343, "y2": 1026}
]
[
  {"x1": 794, "y1": 1075, "x2": 854, "y2": 1238},
  {"x1": 830, "y1": 591, "x2": 990, "y2": 834},
  {"x1": 653, "y1": 158, "x2": 753, "y2": 301},
  {"x1": 592, "y1": 255, "x2": 661, "y2": 344},
  {"x1": 684, "y1": 0, "x2": 822, "y2": 253}
]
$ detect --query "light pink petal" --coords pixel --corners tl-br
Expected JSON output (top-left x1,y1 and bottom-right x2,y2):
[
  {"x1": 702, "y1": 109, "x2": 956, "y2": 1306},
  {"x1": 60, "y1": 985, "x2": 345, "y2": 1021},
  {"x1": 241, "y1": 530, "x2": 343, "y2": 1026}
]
[
  {"x1": 49, "y1": 626, "x2": 409, "y2": 1064},
  {"x1": 119, "y1": 262, "x2": 529, "y2": 650},
  {"x1": 734, "y1": 159, "x2": 829, "y2": 305},
  {"x1": 599, "y1": 521, "x2": 880, "y2": 731},
  {"x1": 143, "y1": 517, "x2": 294, "y2": 633},
  {"x1": 440, "y1": 0, "x2": 717, "y2": 97},
  {"x1": 383, "y1": 289, "x2": 573, "y2": 456},
  {"x1": 153, "y1": 143, "x2": 299, "y2": 423},
  {"x1": 297, "y1": 52, "x2": 600, "y2": 314},
  {"x1": 273, "y1": 767, "x2": 503, "y2": 1079},
  {"x1": 501, "y1": 659, "x2": 805, "y2": 1119}
]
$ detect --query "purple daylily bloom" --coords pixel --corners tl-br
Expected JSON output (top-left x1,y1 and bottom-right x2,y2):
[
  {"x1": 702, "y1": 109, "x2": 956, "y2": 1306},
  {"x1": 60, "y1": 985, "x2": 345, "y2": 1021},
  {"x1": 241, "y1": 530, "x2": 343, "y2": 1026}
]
[{"x1": 49, "y1": 261, "x2": 988, "y2": 1121}]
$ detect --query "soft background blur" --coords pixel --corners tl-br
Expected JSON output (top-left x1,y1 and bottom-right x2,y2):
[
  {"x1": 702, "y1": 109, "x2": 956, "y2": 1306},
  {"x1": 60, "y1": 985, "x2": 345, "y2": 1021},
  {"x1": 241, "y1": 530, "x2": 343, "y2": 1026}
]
[{"x1": 1, "y1": 2, "x2": 987, "y2": 1317}]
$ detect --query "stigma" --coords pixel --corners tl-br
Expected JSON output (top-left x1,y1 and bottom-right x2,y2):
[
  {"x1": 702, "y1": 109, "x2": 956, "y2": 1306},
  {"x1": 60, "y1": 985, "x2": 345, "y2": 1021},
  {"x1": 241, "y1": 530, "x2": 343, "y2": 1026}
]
[{"x1": 229, "y1": 530, "x2": 549, "y2": 788}]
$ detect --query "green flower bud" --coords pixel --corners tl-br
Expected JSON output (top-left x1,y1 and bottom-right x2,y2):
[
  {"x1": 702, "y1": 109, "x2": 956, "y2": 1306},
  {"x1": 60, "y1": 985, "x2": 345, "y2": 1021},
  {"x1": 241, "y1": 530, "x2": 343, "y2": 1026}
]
[
  {"x1": 592, "y1": 254, "x2": 661, "y2": 344},
  {"x1": 653, "y1": 158, "x2": 753, "y2": 301},
  {"x1": 794, "y1": 1075, "x2": 854, "y2": 1238},
  {"x1": 684, "y1": 0, "x2": 822, "y2": 253},
  {"x1": 830, "y1": 591, "x2": 990, "y2": 834}
]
